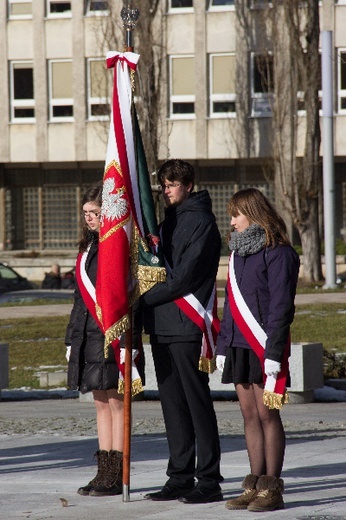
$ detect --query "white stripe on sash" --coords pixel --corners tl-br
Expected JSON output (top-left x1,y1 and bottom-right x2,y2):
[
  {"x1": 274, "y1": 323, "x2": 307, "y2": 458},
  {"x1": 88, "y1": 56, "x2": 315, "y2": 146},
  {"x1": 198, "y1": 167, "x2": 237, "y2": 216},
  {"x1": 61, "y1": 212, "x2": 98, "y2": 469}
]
[
  {"x1": 229, "y1": 252, "x2": 267, "y2": 348},
  {"x1": 229, "y1": 252, "x2": 277, "y2": 390},
  {"x1": 164, "y1": 256, "x2": 217, "y2": 352},
  {"x1": 80, "y1": 247, "x2": 96, "y2": 303}
]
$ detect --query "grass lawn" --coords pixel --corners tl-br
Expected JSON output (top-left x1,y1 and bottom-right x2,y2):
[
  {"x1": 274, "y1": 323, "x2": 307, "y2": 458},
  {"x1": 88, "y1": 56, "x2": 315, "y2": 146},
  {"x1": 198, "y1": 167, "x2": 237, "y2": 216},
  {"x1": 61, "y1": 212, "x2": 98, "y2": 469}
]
[
  {"x1": 0, "y1": 316, "x2": 69, "y2": 388},
  {"x1": 0, "y1": 300, "x2": 346, "y2": 389}
]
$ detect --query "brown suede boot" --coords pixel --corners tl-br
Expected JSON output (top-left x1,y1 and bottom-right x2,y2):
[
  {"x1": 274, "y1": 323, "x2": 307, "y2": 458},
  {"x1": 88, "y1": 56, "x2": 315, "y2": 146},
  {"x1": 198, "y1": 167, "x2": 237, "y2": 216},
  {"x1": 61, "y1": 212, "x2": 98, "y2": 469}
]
[
  {"x1": 89, "y1": 450, "x2": 123, "y2": 496},
  {"x1": 77, "y1": 450, "x2": 109, "y2": 496},
  {"x1": 247, "y1": 475, "x2": 284, "y2": 512},
  {"x1": 225, "y1": 474, "x2": 258, "y2": 510}
]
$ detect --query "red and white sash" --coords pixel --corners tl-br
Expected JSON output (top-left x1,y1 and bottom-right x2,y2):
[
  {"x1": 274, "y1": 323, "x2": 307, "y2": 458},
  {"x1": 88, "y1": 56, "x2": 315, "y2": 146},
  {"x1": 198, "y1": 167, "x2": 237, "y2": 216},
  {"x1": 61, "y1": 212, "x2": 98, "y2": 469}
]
[
  {"x1": 163, "y1": 258, "x2": 219, "y2": 373},
  {"x1": 174, "y1": 286, "x2": 220, "y2": 373},
  {"x1": 227, "y1": 251, "x2": 289, "y2": 409},
  {"x1": 75, "y1": 249, "x2": 143, "y2": 395}
]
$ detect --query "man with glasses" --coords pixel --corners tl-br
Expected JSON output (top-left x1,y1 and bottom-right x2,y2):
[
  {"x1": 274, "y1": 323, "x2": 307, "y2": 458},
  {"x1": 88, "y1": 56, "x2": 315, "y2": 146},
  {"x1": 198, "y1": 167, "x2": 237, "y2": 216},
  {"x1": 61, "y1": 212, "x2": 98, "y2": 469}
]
[{"x1": 142, "y1": 159, "x2": 223, "y2": 504}]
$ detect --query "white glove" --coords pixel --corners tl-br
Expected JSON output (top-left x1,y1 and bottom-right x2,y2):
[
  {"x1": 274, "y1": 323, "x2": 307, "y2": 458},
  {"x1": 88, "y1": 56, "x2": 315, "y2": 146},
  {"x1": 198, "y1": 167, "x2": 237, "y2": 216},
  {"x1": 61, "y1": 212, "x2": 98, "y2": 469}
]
[
  {"x1": 216, "y1": 355, "x2": 226, "y2": 372},
  {"x1": 65, "y1": 345, "x2": 71, "y2": 362},
  {"x1": 120, "y1": 348, "x2": 139, "y2": 364},
  {"x1": 264, "y1": 359, "x2": 281, "y2": 377}
]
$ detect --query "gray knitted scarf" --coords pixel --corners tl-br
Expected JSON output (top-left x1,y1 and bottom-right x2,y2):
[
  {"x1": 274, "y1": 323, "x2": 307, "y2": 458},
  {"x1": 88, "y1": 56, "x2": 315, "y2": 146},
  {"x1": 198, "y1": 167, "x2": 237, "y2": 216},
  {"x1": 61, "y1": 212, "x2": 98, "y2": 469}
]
[{"x1": 229, "y1": 223, "x2": 266, "y2": 257}]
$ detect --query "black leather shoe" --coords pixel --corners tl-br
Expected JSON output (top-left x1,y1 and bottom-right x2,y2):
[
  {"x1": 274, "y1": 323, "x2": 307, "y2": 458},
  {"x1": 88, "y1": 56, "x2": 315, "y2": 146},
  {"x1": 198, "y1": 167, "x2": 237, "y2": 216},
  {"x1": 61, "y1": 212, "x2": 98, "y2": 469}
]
[
  {"x1": 178, "y1": 485, "x2": 223, "y2": 504},
  {"x1": 145, "y1": 482, "x2": 194, "y2": 501}
]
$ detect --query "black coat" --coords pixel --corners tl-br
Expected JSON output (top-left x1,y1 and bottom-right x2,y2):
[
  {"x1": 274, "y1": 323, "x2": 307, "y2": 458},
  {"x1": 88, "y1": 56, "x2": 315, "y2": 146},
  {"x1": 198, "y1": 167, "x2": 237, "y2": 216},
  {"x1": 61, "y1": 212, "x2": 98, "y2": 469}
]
[
  {"x1": 142, "y1": 190, "x2": 221, "y2": 341},
  {"x1": 66, "y1": 241, "x2": 119, "y2": 393},
  {"x1": 42, "y1": 273, "x2": 61, "y2": 289}
]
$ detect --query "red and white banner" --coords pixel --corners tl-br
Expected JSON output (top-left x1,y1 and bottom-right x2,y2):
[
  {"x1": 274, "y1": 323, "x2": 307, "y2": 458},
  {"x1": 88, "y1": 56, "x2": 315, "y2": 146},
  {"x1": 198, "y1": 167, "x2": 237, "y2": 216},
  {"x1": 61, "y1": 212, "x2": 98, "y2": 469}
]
[
  {"x1": 105, "y1": 51, "x2": 144, "y2": 236},
  {"x1": 76, "y1": 249, "x2": 141, "y2": 388},
  {"x1": 95, "y1": 51, "x2": 142, "y2": 392}
]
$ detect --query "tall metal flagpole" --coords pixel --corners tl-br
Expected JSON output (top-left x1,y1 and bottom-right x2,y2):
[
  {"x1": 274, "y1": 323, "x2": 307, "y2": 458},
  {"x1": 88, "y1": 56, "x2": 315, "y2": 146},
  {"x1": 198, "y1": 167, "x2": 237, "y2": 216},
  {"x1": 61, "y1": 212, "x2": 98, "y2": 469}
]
[
  {"x1": 120, "y1": 3, "x2": 140, "y2": 503},
  {"x1": 321, "y1": 30, "x2": 336, "y2": 289}
]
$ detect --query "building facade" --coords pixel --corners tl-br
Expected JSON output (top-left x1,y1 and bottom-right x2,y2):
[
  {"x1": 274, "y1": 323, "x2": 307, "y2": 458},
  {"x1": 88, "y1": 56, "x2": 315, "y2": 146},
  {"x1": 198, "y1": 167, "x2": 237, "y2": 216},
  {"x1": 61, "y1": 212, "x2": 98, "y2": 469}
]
[{"x1": 1, "y1": 0, "x2": 346, "y2": 253}]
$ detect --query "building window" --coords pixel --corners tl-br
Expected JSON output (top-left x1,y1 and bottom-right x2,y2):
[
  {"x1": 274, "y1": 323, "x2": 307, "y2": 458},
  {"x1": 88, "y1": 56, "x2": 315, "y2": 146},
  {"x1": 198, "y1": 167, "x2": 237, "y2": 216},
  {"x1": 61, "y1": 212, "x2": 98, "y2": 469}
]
[
  {"x1": 210, "y1": 54, "x2": 236, "y2": 117},
  {"x1": 170, "y1": 0, "x2": 193, "y2": 7},
  {"x1": 251, "y1": 53, "x2": 274, "y2": 117},
  {"x1": 42, "y1": 187, "x2": 79, "y2": 248},
  {"x1": 170, "y1": 56, "x2": 195, "y2": 118},
  {"x1": 169, "y1": 0, "x2": 193, "y2": 13},
  {"x1": 209, "y1": 0, "x2": 234, "y2": 8},
  {"x1": 23, "y1": 187, "x2": 40, "y2": 250},
  {"x1": 338, "y1": 49, "x2": 346, "y2": 112},
  {"x1": 49, "y1": 60, "x2": 74, "y2": 121},
  {"x1": 47, "y1": 0, "x2": 71, "y2": 17},
  {"x1": 85, "y1": 0, "x2": 109, "y2": 14},
  {"x1": 10, "y1": 61, "x2": 35, "y2": 121},
  {"x1": 87, "y1": 58, "x2": 110, "y2": 120},
  {"x1": 21, "y1": 186, "x2": 79, "y2": 249},
  {"x1": 8, "y1": 0, "x2": 32, "y2": 18}
]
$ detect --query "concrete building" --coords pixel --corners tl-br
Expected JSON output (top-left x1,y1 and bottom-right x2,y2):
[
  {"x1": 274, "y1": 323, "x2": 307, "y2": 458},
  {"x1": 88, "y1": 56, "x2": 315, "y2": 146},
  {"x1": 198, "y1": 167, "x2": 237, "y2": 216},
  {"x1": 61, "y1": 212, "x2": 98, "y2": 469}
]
[{"x1": 0, "y1": 0, "x2": 346, "y2": 254}]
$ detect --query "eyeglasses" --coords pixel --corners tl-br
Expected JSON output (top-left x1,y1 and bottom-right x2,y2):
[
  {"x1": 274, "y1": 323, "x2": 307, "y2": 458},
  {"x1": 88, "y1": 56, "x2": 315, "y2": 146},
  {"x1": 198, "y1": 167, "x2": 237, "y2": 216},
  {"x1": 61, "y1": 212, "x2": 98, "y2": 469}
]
[
  {"x1": 83, "y1": 211, "x2": 101, "y2": 219},
  {"x1": 157, "y1": 182, "x2": 182, "y2": 192}
]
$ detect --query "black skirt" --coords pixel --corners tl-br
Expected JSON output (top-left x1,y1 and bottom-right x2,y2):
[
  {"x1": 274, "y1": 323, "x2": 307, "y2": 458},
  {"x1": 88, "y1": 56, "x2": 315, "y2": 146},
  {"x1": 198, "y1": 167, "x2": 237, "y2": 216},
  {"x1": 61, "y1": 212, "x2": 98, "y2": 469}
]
[{"x1": 221, "y1": 346, "x2": 263, "y2": 385}]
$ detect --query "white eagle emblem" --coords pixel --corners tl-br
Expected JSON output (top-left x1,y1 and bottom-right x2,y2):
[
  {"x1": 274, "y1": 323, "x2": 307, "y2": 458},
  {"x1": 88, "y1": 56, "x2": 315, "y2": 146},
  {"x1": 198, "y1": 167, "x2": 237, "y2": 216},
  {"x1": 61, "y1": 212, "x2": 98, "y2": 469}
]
[{"x1": 101, "y1": 177, "x2": 129, "y2": 223}]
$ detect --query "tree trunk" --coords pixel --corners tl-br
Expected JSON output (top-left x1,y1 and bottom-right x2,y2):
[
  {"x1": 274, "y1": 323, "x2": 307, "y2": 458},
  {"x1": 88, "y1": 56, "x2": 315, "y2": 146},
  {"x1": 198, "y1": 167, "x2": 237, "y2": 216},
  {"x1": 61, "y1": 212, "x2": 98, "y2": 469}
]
[
  {"x1": 270, "y1": 1, "x2": 323, "y2": 282},
  {"x1": 297, "y1": 197, "x2": 322, "y2": 281}
]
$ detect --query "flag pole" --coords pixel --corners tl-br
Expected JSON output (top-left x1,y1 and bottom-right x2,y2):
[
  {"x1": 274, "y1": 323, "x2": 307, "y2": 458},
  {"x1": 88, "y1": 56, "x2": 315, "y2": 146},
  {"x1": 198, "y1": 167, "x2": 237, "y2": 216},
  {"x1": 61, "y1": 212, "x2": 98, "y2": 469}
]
[{"x1": 120, "y1": 3, "x2": 140, "y2": 503}]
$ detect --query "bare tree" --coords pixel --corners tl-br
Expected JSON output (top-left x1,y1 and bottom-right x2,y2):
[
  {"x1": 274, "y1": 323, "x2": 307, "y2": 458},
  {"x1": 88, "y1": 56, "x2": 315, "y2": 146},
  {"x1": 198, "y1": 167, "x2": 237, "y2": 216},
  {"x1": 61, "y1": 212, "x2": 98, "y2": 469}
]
[
  {"x1": 236, "y1": 0, "x2": 322, "y2": 282},
  {"x1": 271, "y1": 0, "x2": 322, "y2": 281}
]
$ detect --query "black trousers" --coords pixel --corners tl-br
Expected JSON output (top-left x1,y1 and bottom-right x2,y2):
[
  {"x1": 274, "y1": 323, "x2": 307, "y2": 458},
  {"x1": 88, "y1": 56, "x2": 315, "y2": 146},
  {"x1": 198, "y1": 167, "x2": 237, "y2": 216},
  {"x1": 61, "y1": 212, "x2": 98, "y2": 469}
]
[{"x1": 151, "y1": 340, "x2": 223, "y2": 488}]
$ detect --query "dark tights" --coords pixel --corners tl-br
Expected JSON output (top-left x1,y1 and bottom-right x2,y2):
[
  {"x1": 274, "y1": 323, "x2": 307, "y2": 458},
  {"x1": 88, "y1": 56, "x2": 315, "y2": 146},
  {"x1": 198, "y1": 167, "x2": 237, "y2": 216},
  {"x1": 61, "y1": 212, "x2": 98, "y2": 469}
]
[{"x1": 236, "y1": 383, "x2": 285, "y2": 478}]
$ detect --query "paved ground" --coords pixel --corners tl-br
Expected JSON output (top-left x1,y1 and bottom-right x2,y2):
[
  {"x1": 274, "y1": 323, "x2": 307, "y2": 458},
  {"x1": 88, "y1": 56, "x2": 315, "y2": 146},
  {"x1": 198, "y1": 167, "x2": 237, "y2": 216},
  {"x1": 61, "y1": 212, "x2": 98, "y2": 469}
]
[{"x1": 0, "y1": 398, "x2": 345, "y2": 520}]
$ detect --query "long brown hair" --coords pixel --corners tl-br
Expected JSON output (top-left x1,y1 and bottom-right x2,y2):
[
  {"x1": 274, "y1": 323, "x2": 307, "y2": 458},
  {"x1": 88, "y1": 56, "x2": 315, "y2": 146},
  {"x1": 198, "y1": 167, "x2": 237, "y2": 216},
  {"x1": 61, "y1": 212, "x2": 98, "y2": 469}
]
[
  {"x1": 228, "y1": 188, "x2": 291, "y2": 247},
  {"x1": 78, "y1": 182, "x2": 103, "y2": 253}
]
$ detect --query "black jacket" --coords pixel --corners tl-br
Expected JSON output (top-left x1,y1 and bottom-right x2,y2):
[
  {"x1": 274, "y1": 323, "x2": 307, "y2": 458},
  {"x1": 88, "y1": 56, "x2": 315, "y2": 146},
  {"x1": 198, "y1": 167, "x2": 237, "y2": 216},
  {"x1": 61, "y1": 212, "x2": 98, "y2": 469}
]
[
  {"x1": 66, "y1": 240, "x2": 119, "y2": 393},
  {"x1": 143, "y1": 190, "x2": 221, "y2": 341},
  {"x1": 42, "y1": 273, "x2": 61, "y2": 289}
]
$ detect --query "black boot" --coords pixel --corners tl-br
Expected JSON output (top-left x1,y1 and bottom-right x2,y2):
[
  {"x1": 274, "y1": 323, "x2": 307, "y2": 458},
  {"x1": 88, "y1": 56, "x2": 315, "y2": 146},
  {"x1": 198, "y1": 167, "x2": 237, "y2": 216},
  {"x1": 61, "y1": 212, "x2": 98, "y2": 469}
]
[
  {"x1": 89, "y1": 450, "x2": 123, "y2": 496},
  {"x1": 77, "y1": 450, "x2": 109, "y2": 496}
]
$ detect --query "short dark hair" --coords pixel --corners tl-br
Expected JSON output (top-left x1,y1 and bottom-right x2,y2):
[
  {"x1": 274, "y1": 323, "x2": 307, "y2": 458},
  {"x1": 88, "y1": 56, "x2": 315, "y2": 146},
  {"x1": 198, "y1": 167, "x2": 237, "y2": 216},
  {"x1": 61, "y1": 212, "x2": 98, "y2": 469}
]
[{"x1": 157, "y1": 159, "x2": 195, "y2": 191}]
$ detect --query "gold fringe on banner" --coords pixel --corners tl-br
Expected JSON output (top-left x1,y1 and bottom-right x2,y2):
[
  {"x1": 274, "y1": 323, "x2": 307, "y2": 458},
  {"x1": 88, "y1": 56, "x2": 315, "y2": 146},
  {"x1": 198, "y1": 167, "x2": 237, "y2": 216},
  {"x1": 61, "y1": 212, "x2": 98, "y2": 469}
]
[
  {"x1": 103, "y1": 314, "x2": 131, "y2": 358},
  {"x1": 199, "y1": 355, "x2": 216, "y2": 374},
  {"x1": 137, "y1": 264, "x2": 166, "y2": 291},
  {"x1": 263, "y1": 389, "x2": 289, "y2": 410},
  {"x1": 96, "y1": 302, "x2": 103, "y2": 326},
  {"x1": 128, "y1": 223, "x2": 166, "y2": 305},
  {"x1": 118, "y1": 377, "x2": 144, "y2": 397}
]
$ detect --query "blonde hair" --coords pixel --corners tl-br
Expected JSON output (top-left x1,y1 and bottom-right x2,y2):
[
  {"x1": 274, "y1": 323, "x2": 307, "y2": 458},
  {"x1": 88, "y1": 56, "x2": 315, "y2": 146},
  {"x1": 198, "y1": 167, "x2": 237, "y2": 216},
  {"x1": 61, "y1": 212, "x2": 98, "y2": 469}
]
[{"x1": 228, "y1": 188, "x2": 291, "y2": 247}]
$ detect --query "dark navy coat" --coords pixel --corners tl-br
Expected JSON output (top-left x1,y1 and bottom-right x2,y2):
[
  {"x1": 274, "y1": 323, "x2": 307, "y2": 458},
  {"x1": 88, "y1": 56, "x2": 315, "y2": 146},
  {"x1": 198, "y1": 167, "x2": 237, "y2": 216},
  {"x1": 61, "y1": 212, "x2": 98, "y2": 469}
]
[{"x1": 216, "y1": 245, "x2": 300, "y2": 362}]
